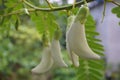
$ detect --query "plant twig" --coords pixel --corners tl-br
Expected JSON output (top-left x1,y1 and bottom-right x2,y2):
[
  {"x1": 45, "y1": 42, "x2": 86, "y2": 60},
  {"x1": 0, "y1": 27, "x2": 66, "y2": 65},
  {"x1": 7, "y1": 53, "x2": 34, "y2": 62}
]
[
  {"x1": 73, "y1": 0, "x2": 76, "y2": 9},
  {"x1": 45, "y1": 0, "x2": 53, "y2": 9},
  {"x1": 111, "y1": 0, "x2": 120, "y2": 7},
  {"x1": 83, "y1": 0, "x2": 87, "y2": 5},
  {"x1": 23, "y1": 0, "x2": 93, "y2": 11},
  {"x1": 23, "y1": 0, "x2": 85, "y2": 10},
  {"x1": 101, "y1": 0, "x2": 107, "y2": 23},
  {"x1": 0, "y1": 0, "x2": 93, "y2": 17}
]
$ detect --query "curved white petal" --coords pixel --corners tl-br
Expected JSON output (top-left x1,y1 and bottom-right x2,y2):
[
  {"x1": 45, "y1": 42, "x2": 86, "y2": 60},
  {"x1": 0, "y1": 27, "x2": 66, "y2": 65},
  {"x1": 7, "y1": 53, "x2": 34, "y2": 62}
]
[
  {"x1": 31, "y1": 46, "x2": 53, "y2": 74},
  {"x1": 66, "y1": 20, "x2": 101, "y2": 60},
  {"x1": 66, "y1": 42, "x2": 79, "y2": 67},
  {"x1": 66, "y1": 15, "x2": 79, "y2": 67},
  {"x1": 51, "y1": 39, "x2": 68, "y2": 67}
]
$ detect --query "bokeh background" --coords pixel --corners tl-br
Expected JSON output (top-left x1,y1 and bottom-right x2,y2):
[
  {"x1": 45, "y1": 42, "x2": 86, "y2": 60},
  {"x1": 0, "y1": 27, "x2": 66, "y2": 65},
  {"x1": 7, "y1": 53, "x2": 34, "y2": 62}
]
[{"x1": 0, "y1": 0, "x2": 120, "y2": 80}]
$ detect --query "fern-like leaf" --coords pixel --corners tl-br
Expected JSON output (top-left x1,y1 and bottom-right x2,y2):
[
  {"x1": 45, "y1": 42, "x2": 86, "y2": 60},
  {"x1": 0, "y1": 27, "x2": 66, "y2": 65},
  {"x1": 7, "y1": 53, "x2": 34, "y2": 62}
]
[{"x1": 77, "y1": 15, "x2": 105, "y2": 80}]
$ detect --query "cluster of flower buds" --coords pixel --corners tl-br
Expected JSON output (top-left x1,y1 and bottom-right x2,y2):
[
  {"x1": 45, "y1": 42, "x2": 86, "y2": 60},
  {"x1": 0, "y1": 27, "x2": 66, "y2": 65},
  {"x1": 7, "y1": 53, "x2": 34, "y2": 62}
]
[
  {"x1": 31, "y1": 5, "x2": 101, "y2": 74},
  {"x1": 32, "y1": 28, "x2": 68, "y2": 74}
]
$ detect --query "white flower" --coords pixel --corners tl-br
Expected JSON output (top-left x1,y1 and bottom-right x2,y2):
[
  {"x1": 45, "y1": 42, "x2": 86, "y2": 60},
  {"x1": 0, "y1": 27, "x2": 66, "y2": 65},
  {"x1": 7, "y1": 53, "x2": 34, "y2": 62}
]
[
  {"x1": 32, "y1": 39, "x2": 67, "y2": 74},
  {"x1": 66, "y1": 6, "x2": 101, "y2": 66},
  {"x1": 66, "y1": 15, "x2": 80, "y2": 67},
  {"x1": 51, "y1": 39, "x2": 68, "y2": 67},
  {"x1": 31, "y1": 44, "x2": 53, "y2": 74},
  {"x1": 66, "y1": 20, "x2": 101, "y2": 59}
]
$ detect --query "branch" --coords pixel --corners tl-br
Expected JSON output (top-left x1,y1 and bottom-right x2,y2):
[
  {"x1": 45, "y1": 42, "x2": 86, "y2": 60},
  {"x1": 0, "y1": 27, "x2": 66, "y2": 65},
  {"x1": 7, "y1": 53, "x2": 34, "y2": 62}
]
[
  {"x1": 73, "y1": 0, "x2": 76, "y2": 9},
  {"x1": 45, "y1": 0, "x2": 53, "y2": 9},
  {"x1": 111, "y1": 0, "x2": 120, "y2": 7},
  {"x1": 0, "y1": 0, "x2": 93, "y2": 17},
  {"x1": 23, "y1": 0, "x2": 93, "y2": 11},
  {"x1": 2, "y1": 0, "x2": 119, "y2": 17}
]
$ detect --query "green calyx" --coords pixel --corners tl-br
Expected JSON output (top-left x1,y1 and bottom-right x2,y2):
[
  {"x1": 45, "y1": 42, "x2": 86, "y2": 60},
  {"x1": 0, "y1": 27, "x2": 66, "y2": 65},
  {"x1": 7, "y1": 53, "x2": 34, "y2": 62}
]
[
  {"x1": 54, "y1": 27, "x2": 62, "y2": 40},
  {"x1": 76, "y1": 5, "x2": 89, "y2": 24},
  {"x1": 42, "y1": 31, "x2": 50, "y2": 47},
  {"x1": 67, "y1": 15, "x2": 76, "y2": 28}
]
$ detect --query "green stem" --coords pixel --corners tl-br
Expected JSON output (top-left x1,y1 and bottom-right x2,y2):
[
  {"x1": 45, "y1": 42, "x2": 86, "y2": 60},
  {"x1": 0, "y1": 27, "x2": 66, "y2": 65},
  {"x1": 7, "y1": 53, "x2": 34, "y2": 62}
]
[
  {"x1": 0, "y1": 0, "x2": 119, "y2": 17},
  {"x1": 83, "y1": 0, "x2": 87, "y2": 6},
  {"x1": 45, "y1": 0, "x2": 53, "y2": 9},
  {"x1": 0, "y1": 0, "x2": 93, "y2": 17},
  {"x1": 101, "y1": 0, "x2": 107, "y2": 22},
  {"x1": 111, "y1": 0, "x2": 120, "y2": 7},
  {"x1": 23, "y1": 0, "x2": 92, "y2": 11},
  {"x1": 73, "y1": 0, "x2": 76, "y2": 9}
]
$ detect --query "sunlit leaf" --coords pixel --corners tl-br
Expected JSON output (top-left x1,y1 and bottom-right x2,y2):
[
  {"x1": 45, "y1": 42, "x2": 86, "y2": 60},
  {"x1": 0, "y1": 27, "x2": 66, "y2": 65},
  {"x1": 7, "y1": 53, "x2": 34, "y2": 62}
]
[
  {"x1": 30, "y1": 12, "x2": 58, "y2": 40},
  {"x1": 112, "y1": 6, "x2": 120, "y2": 18}
]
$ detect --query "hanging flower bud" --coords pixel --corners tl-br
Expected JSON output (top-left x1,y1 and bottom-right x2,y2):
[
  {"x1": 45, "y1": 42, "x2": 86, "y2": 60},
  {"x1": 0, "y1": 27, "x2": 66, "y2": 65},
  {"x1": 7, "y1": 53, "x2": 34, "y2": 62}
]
[
  {"x1": 42, "y1": 31, "x2": 50, "y2": 47},
  {"x1": 31, "y1": 45, "x2": 53, "y2": 74},
  {"x1": 66, "y1": 5, "x2": 101, "y2": 67},
  {"x1": 51, "y1": 28, "x2": 68, "y2": 67},
  {"x1": 67, "y1": 15, "x2": 76, "y2": 30},
  {"x1": 31, "y1": 33, "x2": 53, "y2": 74},
  {"x1": 53, "y1": 27, "x2": 62, "y2": 40},
  {"x1": 67, "y1": 15, "x2": 79, "y2": 67},
  {"x1": 75, "y1": 5, "x2": 89, "y2": 24}
]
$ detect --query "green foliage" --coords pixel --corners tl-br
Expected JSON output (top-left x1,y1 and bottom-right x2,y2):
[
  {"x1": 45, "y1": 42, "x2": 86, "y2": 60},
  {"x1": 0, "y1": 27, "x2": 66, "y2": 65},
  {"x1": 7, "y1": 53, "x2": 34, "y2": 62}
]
[
  {"x1": 1, "y1": 0, "x2": 120, "y2": 80},
  {"x1": 53, "y1": 68, "x2": 76, "y2": 80},
  {"x1": 0, "y1": 26, "x2": 41, "y2": 80},
  {"x1": 30, "y1": 12, "x2": 58, "y2": 40},
  {"x1": 112, "y1": 6, "x2": 120, "y2": 18},
  {"x1": 76, "y1": 15, "x2": 105, "y2": 80},
  {"x1": 112, "y1": 6, "x2": 120, "y2": 25}
]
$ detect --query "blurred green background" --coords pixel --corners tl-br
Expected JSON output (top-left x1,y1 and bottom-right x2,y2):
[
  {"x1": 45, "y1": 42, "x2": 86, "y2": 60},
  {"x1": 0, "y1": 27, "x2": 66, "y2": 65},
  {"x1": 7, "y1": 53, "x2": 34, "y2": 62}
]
[{"x1": 0, "y1": 0, "x2": 120, "y2": 80}]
